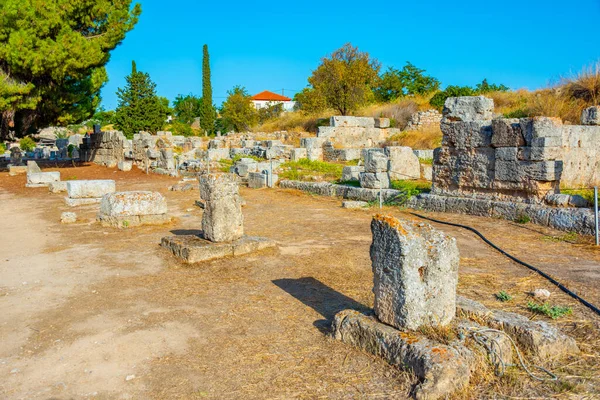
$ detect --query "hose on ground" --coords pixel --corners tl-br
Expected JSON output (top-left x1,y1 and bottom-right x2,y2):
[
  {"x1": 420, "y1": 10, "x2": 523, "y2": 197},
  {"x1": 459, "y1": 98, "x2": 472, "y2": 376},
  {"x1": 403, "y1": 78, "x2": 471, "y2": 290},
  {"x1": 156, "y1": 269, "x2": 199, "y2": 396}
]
[{"x1": 408, "y1": 212, "x2": 600, "y2": 317}]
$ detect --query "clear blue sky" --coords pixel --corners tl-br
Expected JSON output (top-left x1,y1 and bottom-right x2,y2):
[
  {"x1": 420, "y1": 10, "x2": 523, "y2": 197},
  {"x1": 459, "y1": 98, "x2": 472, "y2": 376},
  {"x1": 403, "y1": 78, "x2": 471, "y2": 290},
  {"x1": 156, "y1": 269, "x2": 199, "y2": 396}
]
[{"x1": 100, "y1": 0, "x2": 600, "y2": 110}]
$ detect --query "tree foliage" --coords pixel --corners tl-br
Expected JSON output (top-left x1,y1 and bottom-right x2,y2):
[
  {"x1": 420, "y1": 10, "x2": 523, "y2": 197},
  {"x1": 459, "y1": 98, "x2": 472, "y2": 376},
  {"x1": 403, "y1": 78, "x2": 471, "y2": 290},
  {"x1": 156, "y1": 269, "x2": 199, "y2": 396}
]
[
  {"x1": 114, "y1": 62, "x2": 167, "y2": 138},
  {"x1": 476, "y1": 79, "x2": 509, "y2": 94},
  {"x1": 430, "y1": 79, "x2": 509, "y2": 108},
  {"x1": 374, "y1": 62, "x2": 440, "y2": 102},
  {"x1": 257, "y1": 102, "x2": 283, "y2": 124},
  {"x1": 220, "y1": 86, "x2": 257, "y2": 133},
  {"x1": 306, "y1": 43, "x2": 380, "y2": 115},
  {"x1": 200, "y1": 44, "x2": 216, "y2": 134},
  {"x1": 0, "y1": 0, "x2": 141, "y2": 138},
  {"x1": 293, "y1": 88, "x2": 327, "y2": 114},
  {"x1": 173, "y1": 94, "x2": 203, "y2": 124}
]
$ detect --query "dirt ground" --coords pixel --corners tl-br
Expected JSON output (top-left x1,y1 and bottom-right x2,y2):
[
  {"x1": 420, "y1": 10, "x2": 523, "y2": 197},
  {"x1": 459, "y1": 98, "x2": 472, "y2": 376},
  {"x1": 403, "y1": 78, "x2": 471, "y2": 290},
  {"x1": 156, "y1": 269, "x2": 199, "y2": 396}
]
[{"x1": 1, "y1": 164, "x2": 599, "y2": 400}]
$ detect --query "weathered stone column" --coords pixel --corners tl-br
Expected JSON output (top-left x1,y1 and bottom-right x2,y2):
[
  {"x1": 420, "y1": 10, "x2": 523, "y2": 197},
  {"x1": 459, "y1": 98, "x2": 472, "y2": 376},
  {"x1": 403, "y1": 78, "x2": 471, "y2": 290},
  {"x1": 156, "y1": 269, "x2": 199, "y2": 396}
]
[
  {"x1": 199, "y1": 173, "x2": 244, "y2": 242},
  {"x1": 370, "y1": 215, "x2": 459, "y2": 330}
]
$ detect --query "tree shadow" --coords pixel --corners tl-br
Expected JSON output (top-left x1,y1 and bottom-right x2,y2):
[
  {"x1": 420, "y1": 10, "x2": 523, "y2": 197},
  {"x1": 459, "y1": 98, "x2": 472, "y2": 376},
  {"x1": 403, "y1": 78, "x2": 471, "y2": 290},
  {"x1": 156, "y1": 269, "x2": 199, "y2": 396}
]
[{"x1": 272, "y1": 277, "x2": 371, "y2": 334}]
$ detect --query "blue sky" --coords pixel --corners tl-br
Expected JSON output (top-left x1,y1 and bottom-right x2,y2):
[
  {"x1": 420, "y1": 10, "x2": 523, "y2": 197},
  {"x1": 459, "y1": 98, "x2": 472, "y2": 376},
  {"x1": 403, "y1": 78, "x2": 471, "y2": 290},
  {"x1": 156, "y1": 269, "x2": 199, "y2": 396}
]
[{"x1": 100, "y1": 0, "x2": 600, "y2": 110}]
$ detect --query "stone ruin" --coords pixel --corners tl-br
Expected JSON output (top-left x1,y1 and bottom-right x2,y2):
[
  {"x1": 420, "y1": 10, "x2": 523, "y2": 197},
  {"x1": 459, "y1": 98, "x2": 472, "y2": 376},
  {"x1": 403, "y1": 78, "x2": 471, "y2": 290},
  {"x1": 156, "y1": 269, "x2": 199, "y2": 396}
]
[
  {"x1": 404, "y1": 109, "x2": 443, "y2": 131},
  {"x1": 332, "y1": 214, "x2": 579, "y2": 399},
  {"x1": 97, "y1": 191, "x2": 171, "y2": 228},
  {"x1": 64, "y1": 180, "x2": 116, "y2": 207},
  {"x1": 25, "y1": 161, "x2": 60, "y2": 188},
  {"x1": 161, "y1": 173, "x2": 276, "y2": 263}
]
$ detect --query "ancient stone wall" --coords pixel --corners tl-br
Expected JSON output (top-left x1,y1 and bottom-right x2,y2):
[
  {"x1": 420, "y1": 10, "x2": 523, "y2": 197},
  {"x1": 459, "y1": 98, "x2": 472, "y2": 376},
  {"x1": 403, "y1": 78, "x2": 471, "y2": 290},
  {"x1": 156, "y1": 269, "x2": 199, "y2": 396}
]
[
  {"x1": 81, "y1": 131, "x2": 127, "y2": 167},
  {"x1": 404, "y1": 109, "x2": 442, "y2": 131},
  {"x1": 316, "y1": 116, "x2": 398, "y2": 149}
]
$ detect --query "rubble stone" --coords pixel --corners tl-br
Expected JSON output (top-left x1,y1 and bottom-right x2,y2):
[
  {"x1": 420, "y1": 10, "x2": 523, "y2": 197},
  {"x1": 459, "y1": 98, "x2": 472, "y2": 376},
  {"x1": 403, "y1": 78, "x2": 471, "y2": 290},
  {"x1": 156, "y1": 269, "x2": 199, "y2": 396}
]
[
  {"x1": 581, "y1": 106, "x2": 600, "y2": 125},
  {"x1": 359, "y1": 172, "x2": 390, "y2": 189},
  {"x1": 370, "y1": 215, "x2": 459, "y2": 330},
  {"x1": 341, "y1": 166, "x2": 364, "y2": 182}
]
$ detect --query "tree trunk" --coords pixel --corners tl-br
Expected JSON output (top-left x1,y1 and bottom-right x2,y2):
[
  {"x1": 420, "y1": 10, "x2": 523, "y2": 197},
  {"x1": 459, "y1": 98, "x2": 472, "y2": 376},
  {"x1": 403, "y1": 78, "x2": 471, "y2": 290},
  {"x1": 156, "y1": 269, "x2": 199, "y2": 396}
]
[{"x1": 1, "y1": 110, "x2": 15, "y2": 141}]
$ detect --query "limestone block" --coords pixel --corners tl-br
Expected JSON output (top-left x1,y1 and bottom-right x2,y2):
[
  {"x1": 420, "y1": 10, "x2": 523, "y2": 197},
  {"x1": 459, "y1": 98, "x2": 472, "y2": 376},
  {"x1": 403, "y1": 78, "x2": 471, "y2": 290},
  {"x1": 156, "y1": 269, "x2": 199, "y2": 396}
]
[
  {"x1": 495, "y1": 147, "x2": 518, "y2": 161},
  {"x1": 360, "y1": 147, "x2": 385, "y2": 161},
  {"x1": 491, "y1": 118, "x2": 525, "y2": 148},
  {"x1": 207, "y1": 148, "x2": 231, "y2": 161},
  {"x1": 441, "y1": 121, "x2": 493, "y2": 149},
  {"x1": 330, "y1": 116, "x2": 375, "y2": 128},
  {"x1": 27, "y1": 160, "x2": 41, "y2": 174},
  {"x1": 118, "y1": 160, "x2": 133, "y2": 171},
  {"x1": 8, "y1": 165, "x2": 27, "y2": 176},
  {"x1": 413, "y1": 149, "x2": 434, "y2": 159},
  {"x1": 359, "y1": 172, "x2": 390, "y2": 189},
  {"x1": 199, "y1": 173, "x2": 244, "y2": 242},
  {"x1": 306, "y1": 147, "x2": 323, "y2": 161},
  {"x1": 521, "y1": 117, "x2": 563, "y2": 146},
  {"x1": 241, "y1": 139, "x2": 256, "y2": 148},
  {"x1": 300, "y1": 137, "x2": 325, "y2": 149},
  {"x1": 341, "y1": 166, "x2": 364, "y2": 182},
  {"x1": 374, "y1": 118, "x2": 390, "y2": 128},
  {"x1": 27, "y1": 171, "x2": 60, "y2": 187},
  {"x1": 386, "y1": 146, "x2": 420, "y2": 180},
  {"x1": 442, "y1": 96, "x2": 494, "y2": 122},
  {"x1": 264, "y1": 140, "x2": 282, "y2": 148},
  {"x1": 67, "y1": 180, "x2": 116, "y2": 199},
  {"x1": 342, "y1": 200, "x2": 369, "y2": 209},
  {"x1": 370, "y1": 215, "x2": 459, "y2": 330},
  {"x1": 581, "y1": 106, "x2": 600, "y2": 125},
  {"x1": 420, "y1": 164, "x2": 433, "y2": 181},
  {"x1": 317, "y1": 126, "x2": 336, "y2": 138},
  {"x1": 99, "y1": 191, "x2": 167, "y2": 217},
  {"x1": 522, "y1": 161, "x2": 563, "y2": 181},
  {"x1": 232, "y1": 161, "x2": 258, "y2": 177},
  {"x1": 365, "y1": 150, "x2": 389, "y2": 173},
  {"x1": 48, "y1": 181, "x2": 68, "y2": 193},
  {"x1": 61, "y1": 212, "x2": 77, "y2": 224}
]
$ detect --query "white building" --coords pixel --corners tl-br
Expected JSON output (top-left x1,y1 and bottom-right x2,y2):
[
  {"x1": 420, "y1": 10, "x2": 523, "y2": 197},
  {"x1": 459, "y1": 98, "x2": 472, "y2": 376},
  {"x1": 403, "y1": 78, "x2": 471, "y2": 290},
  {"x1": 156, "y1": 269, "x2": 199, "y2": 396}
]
[{"x1": 251, "y1": 90, "x2": 296, "y2": 112}]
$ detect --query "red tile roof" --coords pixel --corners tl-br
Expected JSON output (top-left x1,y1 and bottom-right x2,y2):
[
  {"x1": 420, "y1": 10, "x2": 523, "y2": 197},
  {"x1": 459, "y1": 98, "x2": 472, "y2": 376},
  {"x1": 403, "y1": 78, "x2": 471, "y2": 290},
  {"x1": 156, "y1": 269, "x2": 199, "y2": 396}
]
[{"x1": 251, "y1": 90, "x2": 291, "y2": 101}]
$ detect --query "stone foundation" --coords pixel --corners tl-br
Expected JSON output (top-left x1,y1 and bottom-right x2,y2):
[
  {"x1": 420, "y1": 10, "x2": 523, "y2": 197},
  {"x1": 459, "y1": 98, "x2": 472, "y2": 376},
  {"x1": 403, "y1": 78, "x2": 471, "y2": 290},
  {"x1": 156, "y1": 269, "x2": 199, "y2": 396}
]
[{"x1": 161, "y1": 235, "x2": 276, "y2": 263}]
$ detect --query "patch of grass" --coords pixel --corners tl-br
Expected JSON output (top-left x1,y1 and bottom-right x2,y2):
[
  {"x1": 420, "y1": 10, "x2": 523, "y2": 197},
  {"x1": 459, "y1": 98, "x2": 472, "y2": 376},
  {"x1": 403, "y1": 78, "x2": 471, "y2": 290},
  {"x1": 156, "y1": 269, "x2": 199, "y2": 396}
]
[
  {"x1": 385, "y1": 125, "x2": 442, "y2": 150},
  {"x1": 562, "y1": 188, "x2": 594, "y2": 204},
  {"x1": 218, "y1": 159, "x2": 234, "y2": 172},
  {"x1": 389, "y1": 180, "x2": 431, "y2": 196},
  {"x1": 495, "y1": 291, "x2": 512, "y2": 302},
  {"x1": 279, "y1": 159, "x2": 344, "y2": 182},
  {"x1": 515, "y1": 214, "x2": 531, "y2": 224},
  {"x1": 543, "y1": 231, "x2": 579, "y2": 243},
  {"x1": 418, "y1": 157, "x2": 433, "y2": 165},
  {"x1": 527, "y1": 301, "x2": 572, "y2": 319},
  {"x1": 418, "y1": 323, "x2": 458, "y2": 345}
]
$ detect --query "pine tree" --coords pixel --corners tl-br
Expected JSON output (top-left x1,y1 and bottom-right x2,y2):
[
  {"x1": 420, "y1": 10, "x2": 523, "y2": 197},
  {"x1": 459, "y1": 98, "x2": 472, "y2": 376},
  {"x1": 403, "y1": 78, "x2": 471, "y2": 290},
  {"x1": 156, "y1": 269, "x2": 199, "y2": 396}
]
[
  {"x1": 114, "y1": 61, "x2": 166, "y2": 138},
  {"x1": 200, "y1": 44, "x2": 216, "y2": 135}
]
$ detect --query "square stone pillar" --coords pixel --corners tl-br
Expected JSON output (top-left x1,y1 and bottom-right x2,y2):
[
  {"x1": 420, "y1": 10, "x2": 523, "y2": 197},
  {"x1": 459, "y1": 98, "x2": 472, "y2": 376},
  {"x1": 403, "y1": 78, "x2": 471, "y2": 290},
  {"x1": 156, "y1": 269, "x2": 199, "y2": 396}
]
[
  {"x1": 199, "y1": 173, "x2": 244, "y2": 242},
  {"x1": 370, "y1": 215, "x2": 459, "y2": 330}
]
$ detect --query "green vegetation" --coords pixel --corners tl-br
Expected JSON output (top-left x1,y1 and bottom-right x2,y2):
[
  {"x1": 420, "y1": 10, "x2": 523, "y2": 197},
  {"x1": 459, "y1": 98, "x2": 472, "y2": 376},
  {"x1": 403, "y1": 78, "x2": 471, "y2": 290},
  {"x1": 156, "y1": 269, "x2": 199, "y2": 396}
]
[
  {"x1": 304, "y1": 43, "x2": 380, "y2": 116},
  {"x1": 515, "y1": 214, "x2": 531, "y2": 224},
  {"x1": 430, "y1": 79, "x2": 509, "y2": 109},
  {"x1": 200, "y1": 44, "x2": 217, "y2": 135},
  {"x1": 0, "y1": 0, "x2": 141, "y2": 139},
  {"x1": 280, "y1": 159, "x2": 344, "y2": 181},
  {"x1": 168, "y1": 121, "x2": 194, "y2": 137},
  {"x1": 527, "y1": 302, "x2": 572, "y2": 319},
  {"x1": 389, "y1": 180, "x2": 431, "y2": 196},
  {"x1": 258, "y1": 103, "x2": 284, "y2": 124},
  {"x1": 418, "y1": 157, "x2": 433, "y2": 165},
  {"x1": 173, "y1": 94, "x2": 202, "y2": 124},
  {"x1": 115, "y1": 61, "x2": 168, "y2": 138},
  {"x1": 19, "y1": 136, "x2": 36, "y2": 152},
  {"x1": 0, "y1": 143, "x2": 6, "y2": 153},
  {"x1": 562, "y1": 188, "x2": 595, "y2": 204},
  {"x1": 374, "y1": 62, "x2": 440, "y2": 102},
  {"x1": 220, "y1": 86, "x2": 257, "y2": 133},
  {"x1": 495, "y1": 291, "x2": 513, "y2": 302}
]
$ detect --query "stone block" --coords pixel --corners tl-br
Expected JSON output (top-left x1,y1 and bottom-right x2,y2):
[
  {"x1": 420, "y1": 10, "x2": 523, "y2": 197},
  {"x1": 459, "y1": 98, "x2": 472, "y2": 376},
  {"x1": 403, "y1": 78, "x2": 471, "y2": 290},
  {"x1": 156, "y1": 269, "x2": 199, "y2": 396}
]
[
  {"x1": 199, "y1": 173, "x2": 243, "y2": 242},
  {"x1": 306, "y1": 147, "x2": 323, "y2": 161},
  {"x1": 300, "y1": 137, "x2": 326, "y2": 149},
  {"x1": 64, "y1": 197, "x2": 102, "y2": 207},
  {"x1": 264, "y1": 140, "x2": 282, "y2": 148},
  {"x1": 522, "y1": 161, "x2": 563, "y2": 181},
  {"x1": 342, "y1": 200, "x2": 369, "y2": 209},
  {"x1": 359, "y1": 172, "x2": 390, "y2": 189},
  {"x1": 160, "y1": 234, "x2": 276, "y2": 263},
  {"x1": 495, "y1": 147, "x2": 518, "y2": 161},
  {"x1": 291, "y1": 148, "x2": 307, "y2": 161},
  {"x1": 48, "y1": 181, "x2": 68, "y2": 193},
  {"x1": 208, "y1": 139, "x2": 225, "y2": 149},
  {"x1": 374, "y1": 118, "x2": 390, "y2": 128},
  {"x1": 581, "y1": 106, "x2": 600, "y2": 125},
  {"x1": 491, "y1": 118, "x2": 525, "y2": 148},
  {"x1": 341, "y1": 166, "x2": 364, "y2": 182},
  {"x1": 316, "y1": 126, "x2": 336, "y2": 138},
  {"x1": 248, "y1": 172, "x2": 267, "y2": 189},
  {"x1": 420, "y1": 164, "x2": 433, "y2": 181},
  {"x1": 332, "y1": 309, "x2": 473, "y2": 400},
  {"x1": 61, "y1": 212, "x2": 77, "y2": 224},
  {"x1": 26, "y1": 171, "x2": 61, "y2": 187},
  {"x1": 413, "y1": 149, "x2": 434, "y2": 159},
  {"x1": 386, "y1": 146, "x2": 420, "y2": 180},
  {"x1": 441, "y1": 120, "x2": 493, "y2": 149},
  {"x1": 118, "y1": 160, "x2": 133, "y2": 171},
  {"x1": 337, "y1": 148, "x2": 362, "y2": 161},
  {"x1": 442, "y1": 96, "x2": 494, "y2": 122},
  {"x1": 27, "y1": 160, "x2": 41, "y2": 174},
  {"x1": 8, "y1": 165, "x2": 27, "y2": 176},
  {"x1": 99, "y1": 191, "x2": 167, "y2": 217},
  {"x1": 370, "y1": 215, "x2": 459, "y2": 330},
  {"x1": 330, "y1": 116, "x2": 375, "y2": 128},
  {"x1": 67, "y1": 180, "x2": 116, "y2": 199},
  {"x1": 207, "y1": 148, "x2": 231, "y2": 161},
  {"x1": 521, "y1": 117, "x2": 563, "y2": 146},
  {"x1": 364, "y1": 150, "x2": 388, "y2": 173}
]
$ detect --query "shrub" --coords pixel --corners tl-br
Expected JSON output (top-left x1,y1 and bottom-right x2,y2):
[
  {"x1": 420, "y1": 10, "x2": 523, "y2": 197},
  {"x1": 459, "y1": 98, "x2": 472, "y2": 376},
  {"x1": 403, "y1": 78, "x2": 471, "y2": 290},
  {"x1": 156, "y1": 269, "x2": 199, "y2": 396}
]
[
  {"x1": 168, "y1": 121, "x2": 195, "y2": 137},
  {"x1": 0, "y1": 143, "x2": 6, "y2": 153},
  {"x1": 515, "y1": 214, "x2": 531, "y2": 224},
  {"x1": 527, "y1": 302, "x2": 572, "y2": 319},
  {"x1": 563, "y1": 60, "x2": 600, "y2": 105},
  {"x1": 280, "y1": 159, "x2": 344, "y2": 182},
  {"x1": 430, "y1": 85, "x2": 477, "y2": 108},
  {"x1": 19, "y1": 136, "x2": 36, "y2": 152},
  {"x1": 495, "y1": 291, "x2": 512, "y2": 302},
  {"x1": 389, "y1": 180, "x2": 431, "y2": 197}
]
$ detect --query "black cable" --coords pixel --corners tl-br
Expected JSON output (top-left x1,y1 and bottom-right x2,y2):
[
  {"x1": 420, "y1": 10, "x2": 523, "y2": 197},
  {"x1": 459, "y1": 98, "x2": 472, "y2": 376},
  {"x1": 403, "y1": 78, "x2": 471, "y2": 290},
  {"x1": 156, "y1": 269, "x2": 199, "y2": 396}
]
[{"x1": 408, "y1": 211, "x2": 600, "y2": 317}]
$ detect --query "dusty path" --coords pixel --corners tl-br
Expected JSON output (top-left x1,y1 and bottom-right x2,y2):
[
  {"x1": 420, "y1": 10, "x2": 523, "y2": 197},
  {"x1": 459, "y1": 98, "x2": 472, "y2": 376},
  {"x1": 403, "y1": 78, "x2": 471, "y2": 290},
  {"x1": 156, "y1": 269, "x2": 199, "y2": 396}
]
[{"x1": 0, "y1": 164, "x2": 599, "y2": 399}]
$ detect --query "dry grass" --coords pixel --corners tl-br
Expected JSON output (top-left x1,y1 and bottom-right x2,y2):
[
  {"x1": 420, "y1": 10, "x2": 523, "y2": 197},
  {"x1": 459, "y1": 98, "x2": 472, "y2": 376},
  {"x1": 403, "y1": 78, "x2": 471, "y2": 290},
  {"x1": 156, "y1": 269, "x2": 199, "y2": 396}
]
[
  {"x1": 359, "y1": 93, "x2": 436, "y2": 129},
  {"x1": 257, "y1": 110, "x2": 332, "y2": 133},
  {"x1": 385, "y1": 125, "x2": 442, "y2": 149},
  {"x1": 563, "y1": 60, "x2": 600, "y2": 106}
]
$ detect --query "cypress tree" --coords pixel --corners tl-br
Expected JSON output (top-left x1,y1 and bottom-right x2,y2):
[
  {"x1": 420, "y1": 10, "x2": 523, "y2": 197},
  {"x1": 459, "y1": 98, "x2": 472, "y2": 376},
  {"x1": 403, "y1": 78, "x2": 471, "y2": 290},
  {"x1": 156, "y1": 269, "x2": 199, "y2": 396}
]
[
  {"x1": 114, "y1": 61, "x2": 166, "y2": 138},
  {"x1": 200, "y1": 44, "x2": 216, "y2": 135}
]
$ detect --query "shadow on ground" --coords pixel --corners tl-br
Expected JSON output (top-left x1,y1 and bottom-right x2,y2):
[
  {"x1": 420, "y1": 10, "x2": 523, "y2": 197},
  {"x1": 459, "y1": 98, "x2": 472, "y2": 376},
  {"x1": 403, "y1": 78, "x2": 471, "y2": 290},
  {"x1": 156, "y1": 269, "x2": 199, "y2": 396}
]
[
  {"x1": 170, "y1": 229, "x2": 203, "y2": 236},
  {"x1": 272, "y1": 277, "x2": 370, "y2": 333}
]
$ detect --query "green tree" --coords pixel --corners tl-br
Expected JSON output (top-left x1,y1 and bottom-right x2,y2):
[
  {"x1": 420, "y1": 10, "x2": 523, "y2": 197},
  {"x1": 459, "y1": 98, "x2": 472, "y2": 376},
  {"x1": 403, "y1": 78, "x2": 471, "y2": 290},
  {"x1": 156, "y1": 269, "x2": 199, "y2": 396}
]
[
  {"x1": 92, "y1": 106, "x2": 116, "y2": 126},
  {"x1": 429, "y1": 85, "x2": 477, "y2": 108},
  {"x1": 173, "y1": 94, "x2": 203, "y2": 124},
  {"x1": 200, "y1": 44, "x2": 216, "y2": 134},
  {"x1": 307, "y1": 43, "x2": 380, "y2": 115},
  {"x1": 220, "y1": 86, "x2": 257, "y2": 133},
  {"x1": 0, "y1": 0, "x2": 141, "y2": 139},
  {"x1": 114, "y1": 61, "x2": 166, "y2": 138},
  {"x1": 257, "y1": 102, "x2": 283, "y2": 124},
  {"x1": 293, "y1": 87, "x2": 327, "y2": 114},
  {"x1": 374, "y1": 63, "x2": 440, "y2": 102},
  {"x1": 476, "y1": 79, "x2": 509, "y2": 94}
]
